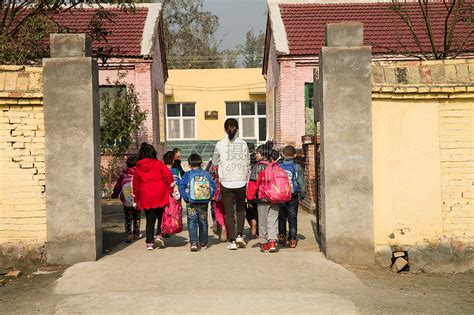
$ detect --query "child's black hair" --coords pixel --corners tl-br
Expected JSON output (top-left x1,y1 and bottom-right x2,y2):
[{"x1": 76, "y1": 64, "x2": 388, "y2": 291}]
[
  {"x1": 247, "y1": 142, "x2": 256, "y2": 153},
  {"x1": 271, "y1": 149, "x2": 280, "y2": 162},
  {"x1": 126, "y1": 156, "x2": 138, "y2": 168},
  {"x1": 256, "y1": 144, "x2": 272, "y2": 160},
  {"x1": 172, "y1": 148, "x2": 181, "y2": 155},
  {"x1": 138, "y1": 143, "x2": 157, "y2": 160},
  {"x1": 163, "y1": 151, "x2": 174, "y2": 165},
  {"x1": 283, "y1": 145, "x2": 297, "y2": 157},
  {"x1": 188, "y1": 153, "x2": 203, "y2": 168}
]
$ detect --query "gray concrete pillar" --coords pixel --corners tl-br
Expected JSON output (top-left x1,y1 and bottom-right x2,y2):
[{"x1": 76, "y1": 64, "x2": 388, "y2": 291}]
[
  {"x1": 43, "y1": 34, "x2": 102, "y2": 265},
  {"x1": 318, "y1": 23, "x2": 374, "y2": 266}
]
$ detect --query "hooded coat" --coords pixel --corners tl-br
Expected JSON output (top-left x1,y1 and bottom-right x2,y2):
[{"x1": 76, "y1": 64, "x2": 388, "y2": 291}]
[{"x1": 133, "y1": 158, "x2": 174, "y2": 210}]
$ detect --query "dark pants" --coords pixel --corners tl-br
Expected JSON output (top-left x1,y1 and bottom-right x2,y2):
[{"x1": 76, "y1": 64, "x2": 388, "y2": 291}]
[
  {"x1": 187, "y1": 203, "x2": 209, "y2": 244},
  {"x1": 221, "y1": 185, "x2": 246, "y2": 240},
  {"x1": 246, "y1": 202, "x2": 258, "y2": 225},
  {"x1": 278, "y1": 196, "x2": 299, "y2": 240},
  {"x1": 144, "y1": 207, "x2": 164, "y2": 244},
  {"x1": 124, "y1": 206, "x2": 140, "y2": 236}
]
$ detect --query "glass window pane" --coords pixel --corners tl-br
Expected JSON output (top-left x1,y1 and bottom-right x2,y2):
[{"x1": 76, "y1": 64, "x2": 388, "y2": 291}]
[
  {"x1": 226, "y1": 103, "x2": 239, "y2": 116},
  {"x1": 242, "y1": 117, "x2": 255, "y2": 138},
  {"x1": 259, "y1": 118, "x2": 266, "y2": 141},
  {"x1": 257, "y1": 102, "x2": 266, "y2": 115},
  {"x1": 168, "y1": 119, "x2": 180, "y2": 139},
  {"x1": 182, "y1": 103, "x2": 195, "y2": 117},
  {"x1": 241, "y1": 102, "x2": 255, "y2": 115},
  {"x1": 183, "y1": 119, "x2": 195, "y2": 139},
  {"x1": 167, "y1": 104, "x2": 180, "y2": 117}
]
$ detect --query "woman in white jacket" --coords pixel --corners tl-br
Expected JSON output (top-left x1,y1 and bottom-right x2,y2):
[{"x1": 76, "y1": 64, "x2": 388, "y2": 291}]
[{"x1": 212, "y1": 118, "x2": 250, "y2": 250}]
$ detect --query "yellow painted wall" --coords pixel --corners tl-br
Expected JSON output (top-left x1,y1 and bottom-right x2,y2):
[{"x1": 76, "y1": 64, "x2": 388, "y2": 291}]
[
  {"x1": 373, "y1": 99, "x2": 443, "y2": 246},
  {"x1": 165, "y1": 68, "x2": 266, "y2": 141}
]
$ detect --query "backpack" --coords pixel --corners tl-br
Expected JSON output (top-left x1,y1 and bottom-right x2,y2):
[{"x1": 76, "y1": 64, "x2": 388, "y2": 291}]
[
  {"x1": 161, "y1": 195, "x2": 183, "y2": 234},
  {"x1": 189, "y1": 174, "x2": 214, "y2": 203},
  {"x1": 258, "y1": 162, "x2": 292, "y2": 203},
  {"x1": 279, "y1": 161, "x2": 298, "y2": 195},
  {"x1": 121, "y1": 173, "x2": 135, "y2": 207}
]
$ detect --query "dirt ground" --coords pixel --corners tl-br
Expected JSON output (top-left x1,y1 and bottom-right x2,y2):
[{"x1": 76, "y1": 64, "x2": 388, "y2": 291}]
[{"x1": 1, "y1": 200, "x2": 473, "y2": 314}]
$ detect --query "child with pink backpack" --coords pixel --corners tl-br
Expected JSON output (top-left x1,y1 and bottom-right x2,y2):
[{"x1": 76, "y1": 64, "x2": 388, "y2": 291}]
[
  {"x1": 246, "y1": 145, "x2": 292, "y2": 253},
  {"x1": 111, "y1": 156, "x2": 141, "y2": 243}
]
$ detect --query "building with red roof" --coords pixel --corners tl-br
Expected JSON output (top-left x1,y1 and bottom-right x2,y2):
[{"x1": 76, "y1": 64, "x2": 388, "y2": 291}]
[
  {"x1": 51, "y1": 3, "x2": 168, "y2": 152},
  {"x1": 263, "y1": 0, "x2": 473, "y2": 148}
]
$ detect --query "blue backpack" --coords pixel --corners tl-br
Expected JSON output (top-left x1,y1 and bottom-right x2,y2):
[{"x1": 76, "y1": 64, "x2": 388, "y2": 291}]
[
  {"x1": 188, "y1": 174, "x2": 214, "y2": 203},
  {"x1": 279, "y1": 161, "x2": 298, "y2": 195}
]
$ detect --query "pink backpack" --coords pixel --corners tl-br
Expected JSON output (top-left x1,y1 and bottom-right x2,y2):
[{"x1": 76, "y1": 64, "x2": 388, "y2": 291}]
[
  {"x1": 258, "y1": 162, "x2": 292, "y2": 203},
  {"x1": 161, "y1": 195, "x2": 183, "y2": 234}
]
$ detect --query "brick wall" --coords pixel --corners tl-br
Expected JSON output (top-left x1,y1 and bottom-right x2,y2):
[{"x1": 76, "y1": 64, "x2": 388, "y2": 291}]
[
  {"x1": 439, "y1": 98, "x2": 473, "y2": 242},
  {"x1": 0, "y1": 66, "x2": 46, "y2": 244}
]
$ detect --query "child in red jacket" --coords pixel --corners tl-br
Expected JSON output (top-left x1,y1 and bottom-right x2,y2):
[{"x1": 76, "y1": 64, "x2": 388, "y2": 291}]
[
  {"x1": 133, "y1": 143, "x2": 174, "y2": 250},
  {"x1": 112, "y1": 156, "x2": 140, "y2": 243}
]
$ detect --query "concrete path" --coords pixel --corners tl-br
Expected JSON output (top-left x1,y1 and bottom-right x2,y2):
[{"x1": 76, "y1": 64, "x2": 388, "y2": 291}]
[{"x1": 53, "y1": 212, "x2": 367, "y2": 314}]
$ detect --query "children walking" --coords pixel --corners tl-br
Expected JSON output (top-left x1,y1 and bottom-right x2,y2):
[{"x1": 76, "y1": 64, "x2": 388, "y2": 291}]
[
  {"x1": 133, "y1": 143, "x2": 174, "y2": 250},
  {"x1": 247, "y1": 144, "x2": 281, "y2": 253},
  {"x1": 111, "y1": 156, "x2": 141, "y2": 243},
  {"x1": 179, "y1": 154, "x2": 216, "y2": 251},
  {"x1": 278, "y1": 146, "x2": 306, "y2": 248}
]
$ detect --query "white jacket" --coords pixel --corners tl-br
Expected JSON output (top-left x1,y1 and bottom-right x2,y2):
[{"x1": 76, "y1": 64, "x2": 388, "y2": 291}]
[{"x1": 212, "y1": 137, "x2": 250, "y2": 183}]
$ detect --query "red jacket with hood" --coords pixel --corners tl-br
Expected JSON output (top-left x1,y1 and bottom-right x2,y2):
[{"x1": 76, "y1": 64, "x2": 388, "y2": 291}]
[{"x1": 133, "y1": 158, "x2": 174, "y2": 210}]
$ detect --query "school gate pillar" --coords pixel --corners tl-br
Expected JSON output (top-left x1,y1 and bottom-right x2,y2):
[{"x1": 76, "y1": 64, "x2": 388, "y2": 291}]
[
  {"x1": 43, "y1": 34, "x2": 102, "y2": 264},
  {"x1": 317, "y1": 23, "x2": 374, "y2": 266}
]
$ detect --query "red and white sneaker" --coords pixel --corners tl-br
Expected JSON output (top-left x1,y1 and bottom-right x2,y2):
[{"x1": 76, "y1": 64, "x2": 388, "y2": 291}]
[
  {"x1": 268, "y1": 240, "x2": 277, "y2": 253},
  {"x1": 259, "y1": 242, "x2": 269, "y2": 253},
  {"x1": 146, "y1": 243, "x2": 154, "y2": 250}
]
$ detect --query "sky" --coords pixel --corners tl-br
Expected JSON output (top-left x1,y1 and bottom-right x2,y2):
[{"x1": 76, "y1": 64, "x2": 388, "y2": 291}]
[{"x1": 202, "y1": 0, "x2": 268, "y2": 50}]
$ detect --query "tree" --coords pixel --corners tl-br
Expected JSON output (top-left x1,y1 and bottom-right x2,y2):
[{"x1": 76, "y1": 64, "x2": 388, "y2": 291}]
[
  {"x1": 389, "y1": 0, "x2": 473, "y2": 60},
  {"x1": 238, "y1": 29, "x2": 265, "y2": 68},
  {"x1": 0, "y1": 1, "x2": 134, "y2": 65},
  {"x1": 162, "y1": 0, "x2": 231, "y2": 69},
  {"x1": 101, "y1": 71, "x2": 147, "y2": 191}
]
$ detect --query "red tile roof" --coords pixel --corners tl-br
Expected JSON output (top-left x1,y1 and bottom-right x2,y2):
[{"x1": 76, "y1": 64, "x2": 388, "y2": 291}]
[
  {"x1": 279, "y1": 2, "x2": 473, "y2": 56},
  {"x1": 51, "y1": 7, "x2": 148, "y2": 57}
]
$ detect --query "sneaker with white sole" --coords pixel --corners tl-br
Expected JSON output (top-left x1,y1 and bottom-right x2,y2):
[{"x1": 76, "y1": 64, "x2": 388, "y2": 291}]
[
  {"x1": 154, "y1": 236, "x2": 165, "y2": 248},
  {"x1": 236, "y1": 235, "x2": 246, "y2": 248},
  {"x1": 190, "y1": 243, "x2": 198, "y2": 252},
  {"x1": 226, "y1": 241, "x2": 237, "y2": 250},
  {"x1": 146, "y1": 243, "x2": 154, "y2": 250}
]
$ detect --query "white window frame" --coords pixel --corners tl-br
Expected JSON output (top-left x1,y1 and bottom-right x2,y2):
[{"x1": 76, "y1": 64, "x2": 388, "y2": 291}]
[
  {"x1": 225, "y1": 101, "x2": 266, "y2": 144},
  {"x1": 166, "y1": 102, "x2": 197, "y2": 140}
]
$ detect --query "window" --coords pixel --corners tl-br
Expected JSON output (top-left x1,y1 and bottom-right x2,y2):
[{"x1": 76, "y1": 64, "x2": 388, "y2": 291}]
[
  {"x1": 304, "y1": 83, "x2": 316, "y2": 134},
  {"x1": 166, "y1": 103, "x2": 196, "y2": 140},
  {"x1": 99, "y1": 85, "x2": 127, "y2": 146},
  {"x1": 225, "y1": 101, "x2": 266, "y2": 142},
  {"x1": 304, "y1": 83, "x2": 314, "y2": 109},
  {"x1": 99, "y1": 85, "x2": 127, "y2": 126}
]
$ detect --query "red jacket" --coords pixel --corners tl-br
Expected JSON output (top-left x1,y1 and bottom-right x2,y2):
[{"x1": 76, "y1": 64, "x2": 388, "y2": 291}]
[{"x1": 133, "y1": 158, "x2": 174, "y2": 210}]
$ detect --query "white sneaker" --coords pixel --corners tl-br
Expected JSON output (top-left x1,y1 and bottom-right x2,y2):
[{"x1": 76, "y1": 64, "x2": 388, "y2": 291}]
[
  {"x1": 154, "y1": 236, "x2": 165, "y2": 249},
  {"x1": 226, "y1": 241, "x2": 237, "y2": 250},
  {"x1": 236, "y1": 235, "x2": 246, "y2": 248}
]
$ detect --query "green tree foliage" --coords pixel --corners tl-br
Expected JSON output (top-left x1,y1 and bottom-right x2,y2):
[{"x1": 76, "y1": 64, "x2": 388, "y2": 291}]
[
  {"x1": 238, "y1": 29, "x2": 265, "y2": 68},
  {"x1": 162, "y1": 0, "x2": 235, "y2": 69},
  {"x1": 0, "y1": 0, "x2": 135, "y2": 65},
  {"x1": 101, "y1": 72, "x2": 147, "y2": 156}
]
